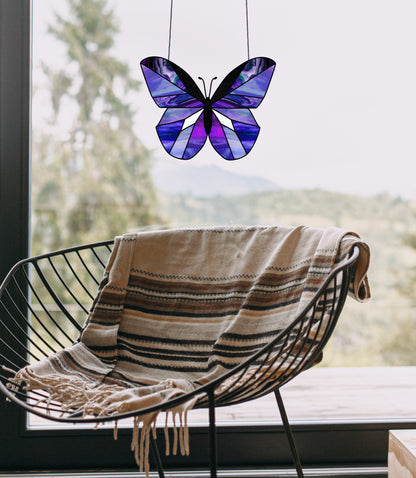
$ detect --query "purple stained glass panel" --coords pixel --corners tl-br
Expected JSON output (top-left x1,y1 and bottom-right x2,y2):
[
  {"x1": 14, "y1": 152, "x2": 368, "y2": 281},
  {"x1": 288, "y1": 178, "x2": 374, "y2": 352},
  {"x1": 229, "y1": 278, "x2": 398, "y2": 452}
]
[
  {"x1": 223, "y1": 127, "x2": 247, "y2": 158},
  {"x1": 156, "y1": 120, "x2": 184, "y2": 152},
  {"x1": 234, "y1": 121, "x2": 259, "y2": 153},
  {"x1": 141, "y1": 57, "x2": 187, "y2": 91},
  {"x1": 158, "y1": 108, "x2": 202, "y2": 126},
  {"x1": 170, "y1": 125, "x2": 194, "y2": 158},
  {"x1": 228, "y1": 57, "x2": 275, "y2": 91},
  {"x1": 230, "y1": 67, "x2": 275, "y2": 97},
  {"x1": 183, "y1": 113, "x2": 207, "y2": 159},
  {"x1": 213, "y1": 108, "x2": 258, "y2": 125},
  {"x1": 212, "y1": 95, "x2": 263, "y2": 108}
]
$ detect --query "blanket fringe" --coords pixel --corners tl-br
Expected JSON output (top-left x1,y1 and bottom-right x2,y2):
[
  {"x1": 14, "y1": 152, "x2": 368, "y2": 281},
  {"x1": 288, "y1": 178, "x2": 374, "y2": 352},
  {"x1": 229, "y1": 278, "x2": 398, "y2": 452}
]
[{"x1": 10, "y1": 368, "x2": 194, "y2": 478}]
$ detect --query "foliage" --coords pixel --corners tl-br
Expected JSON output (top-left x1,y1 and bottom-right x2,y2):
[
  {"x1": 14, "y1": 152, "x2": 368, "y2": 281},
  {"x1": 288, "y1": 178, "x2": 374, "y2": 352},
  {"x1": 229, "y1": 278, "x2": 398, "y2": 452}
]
[{"x1": 32, "y1": 0, "x2": 161, "y2": 254}]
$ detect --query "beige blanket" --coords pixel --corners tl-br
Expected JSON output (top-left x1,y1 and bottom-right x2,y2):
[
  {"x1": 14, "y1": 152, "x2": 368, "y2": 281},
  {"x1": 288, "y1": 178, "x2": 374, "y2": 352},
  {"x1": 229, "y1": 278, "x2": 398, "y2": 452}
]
[{"x1": 12, "y1": 225, "x2": 370, "y2": 474}]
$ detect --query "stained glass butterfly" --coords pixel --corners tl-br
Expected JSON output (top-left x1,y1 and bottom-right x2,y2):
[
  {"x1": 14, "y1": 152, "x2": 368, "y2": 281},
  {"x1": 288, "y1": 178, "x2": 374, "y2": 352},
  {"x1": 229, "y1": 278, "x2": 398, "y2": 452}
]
[{"x1": 140, "y1": 56, "x2": 276, "y2": 160}]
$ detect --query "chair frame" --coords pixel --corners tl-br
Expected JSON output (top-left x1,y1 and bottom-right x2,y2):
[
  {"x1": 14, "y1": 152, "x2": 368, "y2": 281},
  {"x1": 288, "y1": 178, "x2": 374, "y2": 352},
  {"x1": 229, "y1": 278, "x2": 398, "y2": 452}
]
[{"x1": 0, "y1": 240, "x2": 360, "y2": 478}]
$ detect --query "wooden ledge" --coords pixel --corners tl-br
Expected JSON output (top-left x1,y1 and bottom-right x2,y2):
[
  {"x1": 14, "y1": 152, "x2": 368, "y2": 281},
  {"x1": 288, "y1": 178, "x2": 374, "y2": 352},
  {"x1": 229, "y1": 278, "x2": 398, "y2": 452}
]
[{"x1": 388, "y1": 430, "x2": 416, "y2": 477}]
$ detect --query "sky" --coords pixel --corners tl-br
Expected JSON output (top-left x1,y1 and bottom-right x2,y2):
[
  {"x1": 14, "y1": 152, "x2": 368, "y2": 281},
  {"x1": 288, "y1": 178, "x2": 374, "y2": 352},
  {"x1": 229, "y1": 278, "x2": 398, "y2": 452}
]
[{"x1": 33, "y1": 0, "x2": 416, "y2": 198}]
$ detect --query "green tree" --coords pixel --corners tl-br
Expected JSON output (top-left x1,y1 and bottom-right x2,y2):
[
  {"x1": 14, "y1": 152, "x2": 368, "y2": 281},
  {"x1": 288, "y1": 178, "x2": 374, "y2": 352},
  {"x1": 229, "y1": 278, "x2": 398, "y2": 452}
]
[{"x1": 32, "y1": 0, "x2": 161, "y2": 254}]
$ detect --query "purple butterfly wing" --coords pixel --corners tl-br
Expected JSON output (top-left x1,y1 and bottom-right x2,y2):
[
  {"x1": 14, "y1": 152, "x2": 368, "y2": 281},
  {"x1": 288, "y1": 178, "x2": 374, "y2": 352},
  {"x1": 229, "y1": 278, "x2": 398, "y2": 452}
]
[
  {"x1": 156, "y1": 108, "x2": 207, "y2": 160},
  {"x1": 209, "y1": 57, "x2": 276, "y2": 160},
  {"x1": 140, "y1": 56, "x2": 206, "y2": 159},
  {"x1": 209, "y1": 109, "x2": 259, "y2": 160},
  {"x1": 212, "y1": 57, "x2": 276, "y2": 108}
]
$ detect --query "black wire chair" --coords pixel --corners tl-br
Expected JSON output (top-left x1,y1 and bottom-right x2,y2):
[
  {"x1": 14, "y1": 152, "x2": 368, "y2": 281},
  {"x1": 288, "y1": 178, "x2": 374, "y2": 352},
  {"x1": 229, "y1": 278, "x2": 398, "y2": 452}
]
[{"x1": 0, "y1": 240, "x2": 360, "y2": 478}]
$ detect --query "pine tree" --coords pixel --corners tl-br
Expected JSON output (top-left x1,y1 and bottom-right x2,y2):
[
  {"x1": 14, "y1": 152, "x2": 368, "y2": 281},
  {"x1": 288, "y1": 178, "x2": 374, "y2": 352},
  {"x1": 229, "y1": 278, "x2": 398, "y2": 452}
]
[{"x1": 32, "y1": 0, "x2": 161, "y2": 253}]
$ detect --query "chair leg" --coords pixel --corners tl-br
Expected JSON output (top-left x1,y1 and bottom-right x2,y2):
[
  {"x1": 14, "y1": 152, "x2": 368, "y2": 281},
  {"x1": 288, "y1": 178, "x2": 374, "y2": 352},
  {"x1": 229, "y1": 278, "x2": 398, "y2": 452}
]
[
  {"x1": 274, "y1": 388, "x2": 305, "y2": 478},
  {"x1": 208, "y1": 389, "x2": 218, "y2": 478},
  {"x1": 150, "y1": 431, "x2": 165, "y2": 478}
]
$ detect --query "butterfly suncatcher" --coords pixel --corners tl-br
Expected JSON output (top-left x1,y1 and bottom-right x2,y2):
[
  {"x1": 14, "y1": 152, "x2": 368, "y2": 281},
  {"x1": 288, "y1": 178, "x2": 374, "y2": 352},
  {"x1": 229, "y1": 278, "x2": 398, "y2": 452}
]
[{"x1": 140, "y1": 56, "x2": 276, "y2": 160}]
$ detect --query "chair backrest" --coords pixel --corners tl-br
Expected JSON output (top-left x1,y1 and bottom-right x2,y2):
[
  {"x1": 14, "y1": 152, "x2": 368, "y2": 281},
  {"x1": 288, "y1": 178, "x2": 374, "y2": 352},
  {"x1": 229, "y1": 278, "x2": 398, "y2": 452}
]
[{"x1": 0, "y1": 241, "x2": 113, "y2": 372}]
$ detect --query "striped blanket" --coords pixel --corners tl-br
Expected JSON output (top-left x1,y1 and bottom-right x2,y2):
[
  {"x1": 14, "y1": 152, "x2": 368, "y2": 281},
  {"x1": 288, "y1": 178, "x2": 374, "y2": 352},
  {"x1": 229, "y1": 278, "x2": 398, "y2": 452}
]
[{"x1": 13, "y1": 225, "x2": 370, "y2": 474}]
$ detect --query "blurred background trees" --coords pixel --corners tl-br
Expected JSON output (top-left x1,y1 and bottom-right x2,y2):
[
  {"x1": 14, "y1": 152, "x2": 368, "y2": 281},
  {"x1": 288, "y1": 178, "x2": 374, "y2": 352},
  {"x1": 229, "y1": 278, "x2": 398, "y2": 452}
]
[{"x1": 31, "y1": 0, "x2": 161, "y2": 254}]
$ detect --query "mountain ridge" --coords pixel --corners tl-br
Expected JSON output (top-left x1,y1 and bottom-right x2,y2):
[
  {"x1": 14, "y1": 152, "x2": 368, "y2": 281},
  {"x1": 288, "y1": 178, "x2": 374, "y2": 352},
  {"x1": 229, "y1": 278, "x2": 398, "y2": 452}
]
[{"x1": 152, "y1": 164, "x2": 279, "y2": 197}]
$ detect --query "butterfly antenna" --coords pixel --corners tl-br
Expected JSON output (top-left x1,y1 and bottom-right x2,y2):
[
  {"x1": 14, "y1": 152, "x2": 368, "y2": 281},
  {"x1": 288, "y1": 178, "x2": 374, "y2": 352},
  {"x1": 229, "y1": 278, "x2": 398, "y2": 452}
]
[
  {"x1": 208, "y1": 77, "x2": 218, "y2": 98},
  {"x1": 198, "y1": 77, "x2": 208, "y2": 99}
]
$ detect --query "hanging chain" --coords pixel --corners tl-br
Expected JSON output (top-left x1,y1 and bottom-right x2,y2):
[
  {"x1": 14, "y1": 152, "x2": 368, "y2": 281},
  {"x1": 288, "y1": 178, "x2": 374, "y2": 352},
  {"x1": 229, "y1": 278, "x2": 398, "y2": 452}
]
[
  {"x1": 168, "y1": 0, "x2": 250, "y2": 61},
  {"x1": 168, "y1": 0, "x2": 174, "y2": 60},
  {"x1": 245, "y1": 0, "x2": 250, "y2": 59}
]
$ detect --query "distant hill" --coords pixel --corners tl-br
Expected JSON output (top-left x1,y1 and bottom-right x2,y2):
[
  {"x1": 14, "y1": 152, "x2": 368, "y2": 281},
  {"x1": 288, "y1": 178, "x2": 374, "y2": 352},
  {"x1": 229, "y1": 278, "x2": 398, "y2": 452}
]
[
  {"x1": 157, "y1": 187, "x2": 414, "y2": 235},
  {"x1": 152, "y1": 164, "x2": 279, "y2": 197}
]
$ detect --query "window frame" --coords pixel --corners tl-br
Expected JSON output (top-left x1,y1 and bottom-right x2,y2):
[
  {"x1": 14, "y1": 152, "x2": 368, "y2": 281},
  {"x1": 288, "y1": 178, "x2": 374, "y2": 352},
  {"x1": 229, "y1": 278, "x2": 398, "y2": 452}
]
[{"x1": 0, "y1": 1, "x2": 415, "y2": 474}]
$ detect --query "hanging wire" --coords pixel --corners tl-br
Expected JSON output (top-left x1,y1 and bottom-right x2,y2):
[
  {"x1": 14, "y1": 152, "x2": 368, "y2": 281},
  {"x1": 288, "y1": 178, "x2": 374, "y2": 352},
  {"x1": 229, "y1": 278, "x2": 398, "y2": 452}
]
[
  {"x1": 245, "y1": 0, "x2": 250, "y2": 59},
  {"x1": 168, "y1": 0, "x2": 174, "y2": 60},
  {"x1": 167, "y1": 0, "x2": 250, "y2": 61}
]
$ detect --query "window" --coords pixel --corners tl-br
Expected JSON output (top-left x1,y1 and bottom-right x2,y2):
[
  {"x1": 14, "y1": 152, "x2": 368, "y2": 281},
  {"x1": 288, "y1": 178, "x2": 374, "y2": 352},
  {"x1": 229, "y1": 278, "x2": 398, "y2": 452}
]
[{"x1": 1, "y1": 0, "x2": 416, "y2": 474}]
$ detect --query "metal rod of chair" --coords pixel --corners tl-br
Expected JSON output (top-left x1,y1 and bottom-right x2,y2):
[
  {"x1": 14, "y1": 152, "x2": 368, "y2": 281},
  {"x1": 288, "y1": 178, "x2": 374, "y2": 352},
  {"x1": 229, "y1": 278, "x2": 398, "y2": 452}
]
[
  {"x1": 150, "y1": 432, "x2": 165, "y2": 478},
  {"x1": 208, "y1": 388, "x2": 218, "y2": 478},
  {"x1": 274, "y1": 388, "x2": 305, "y2": 478}
]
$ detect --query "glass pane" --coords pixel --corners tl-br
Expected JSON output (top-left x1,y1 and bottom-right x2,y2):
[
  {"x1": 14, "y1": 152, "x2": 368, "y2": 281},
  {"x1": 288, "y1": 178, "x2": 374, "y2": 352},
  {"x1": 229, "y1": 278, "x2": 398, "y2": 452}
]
[{"x1": 30, "y1": 0, "x2": 416, "y2": 428}]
